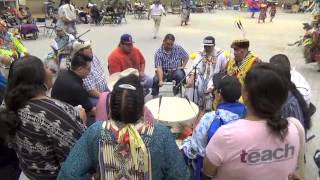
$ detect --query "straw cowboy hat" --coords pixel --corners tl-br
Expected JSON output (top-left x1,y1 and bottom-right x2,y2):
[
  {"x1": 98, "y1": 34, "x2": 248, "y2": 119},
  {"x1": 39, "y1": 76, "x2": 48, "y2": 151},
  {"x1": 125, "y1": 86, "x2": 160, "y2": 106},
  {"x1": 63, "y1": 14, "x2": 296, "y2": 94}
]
[
  {"x1": 106, "y1": 68, "x2": 139, "y2": 91},
  {"x1": 71, "y1": 41, "x2": 92, "y2": 57}
]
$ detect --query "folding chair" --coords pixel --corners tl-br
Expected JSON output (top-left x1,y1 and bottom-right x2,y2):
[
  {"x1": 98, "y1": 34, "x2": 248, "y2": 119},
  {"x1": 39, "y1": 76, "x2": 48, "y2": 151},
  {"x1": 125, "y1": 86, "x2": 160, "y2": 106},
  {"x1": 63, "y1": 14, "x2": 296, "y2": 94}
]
[{"x1": 37, "y1": 17, "x2": 56, "y2": 38}]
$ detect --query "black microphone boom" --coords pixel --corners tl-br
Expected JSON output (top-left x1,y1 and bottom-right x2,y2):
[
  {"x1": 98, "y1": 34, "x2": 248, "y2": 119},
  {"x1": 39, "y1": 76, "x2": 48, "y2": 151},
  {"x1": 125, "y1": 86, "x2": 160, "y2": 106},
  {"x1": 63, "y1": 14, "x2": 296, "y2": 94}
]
[{"x1": 175, "y1": 56, "x2": 206, "y2": 102}]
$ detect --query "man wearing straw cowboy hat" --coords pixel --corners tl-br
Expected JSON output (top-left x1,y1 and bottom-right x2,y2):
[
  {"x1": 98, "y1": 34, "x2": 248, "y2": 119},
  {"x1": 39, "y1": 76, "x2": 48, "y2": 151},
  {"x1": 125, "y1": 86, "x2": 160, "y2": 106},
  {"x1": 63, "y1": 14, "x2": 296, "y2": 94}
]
[
  {"x1": 72, "y1": 41, "x2": 108, "y2": 106},
  {"x1": 226, "y1": 39, "x2": 261, "y2": 85}
]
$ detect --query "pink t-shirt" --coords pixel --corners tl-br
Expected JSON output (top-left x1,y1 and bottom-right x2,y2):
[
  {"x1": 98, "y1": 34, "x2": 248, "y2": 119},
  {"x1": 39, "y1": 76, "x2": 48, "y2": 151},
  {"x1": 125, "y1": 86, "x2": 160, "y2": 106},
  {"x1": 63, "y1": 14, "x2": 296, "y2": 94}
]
[{"x1": 205, "y1": 118, "x2": 302, "y2": 180}]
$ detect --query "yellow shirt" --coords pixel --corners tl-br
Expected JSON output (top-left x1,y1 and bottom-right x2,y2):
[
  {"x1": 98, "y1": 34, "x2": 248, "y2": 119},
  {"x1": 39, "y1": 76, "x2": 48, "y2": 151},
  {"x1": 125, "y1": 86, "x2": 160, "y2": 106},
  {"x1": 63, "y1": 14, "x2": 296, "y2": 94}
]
[
  {"x1": 0, "y1": 32, "x2": 27, "y2": 59},
  {"x1": 226, "y1": 52, "x2": 258, "y2": 85}
]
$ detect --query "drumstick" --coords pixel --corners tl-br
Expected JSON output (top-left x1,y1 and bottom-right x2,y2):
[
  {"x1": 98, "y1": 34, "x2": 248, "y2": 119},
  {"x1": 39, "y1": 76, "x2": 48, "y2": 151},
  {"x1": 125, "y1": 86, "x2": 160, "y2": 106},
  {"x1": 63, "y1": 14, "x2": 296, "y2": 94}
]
[
  {"x1": 158, "y1": 95, "x2": 162, "y2": 120},
  {"x1": 184, "y1": 96, "x2": 197, "y2": 115}
]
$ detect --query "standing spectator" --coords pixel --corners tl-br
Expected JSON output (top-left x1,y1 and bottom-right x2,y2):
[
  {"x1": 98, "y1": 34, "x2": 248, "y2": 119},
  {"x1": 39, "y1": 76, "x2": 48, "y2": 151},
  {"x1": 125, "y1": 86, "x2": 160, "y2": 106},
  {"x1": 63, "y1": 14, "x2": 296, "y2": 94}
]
[
  {"x1": 58, "y1": 74, "x2": 190, "y2": 180},
  {"x1": 108, "y1": 34, "x2": 153, "y2": 95},
  {"x1": 203, "y1": 63, "x2": 304, "y2": 179},
  {"x1": 152, "y1": 34, "x2": 189, "y2": 97},
  {"x1": 269, "y1": 2, "x2": 277, "y2": 22},
  {"x1": 258, "y1": 3, "x2": 267, "y2": 23},
  {"x1": 148, "y1": 0, "x2": 166, "y2": 39},
  {"x1": 247, "y1": 0, "x2": 260, "y2": 18},
  {"x1": 89, "y1": 4, "x2": 101, "y2": 25},
  {"x1": 0, "y1": 56, "x2": 85, "y2": 180},
  {"x1": 57, "y1": 0, "x2": 77, "y2": 36},
  {"x1": 181, "y1": 0, "x2": 192, "y2": 25}
]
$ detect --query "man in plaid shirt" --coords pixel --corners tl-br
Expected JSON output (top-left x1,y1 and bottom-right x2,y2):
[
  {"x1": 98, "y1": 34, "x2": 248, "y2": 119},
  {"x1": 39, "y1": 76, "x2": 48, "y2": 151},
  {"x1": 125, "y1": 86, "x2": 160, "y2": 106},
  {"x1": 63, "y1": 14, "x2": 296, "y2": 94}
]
[
  {"x1": 72, "y1": 41, "x2": 108, "y2": 105},
  {"x1": 152, "y1": 34, "x2": 189, "y2": 97}
]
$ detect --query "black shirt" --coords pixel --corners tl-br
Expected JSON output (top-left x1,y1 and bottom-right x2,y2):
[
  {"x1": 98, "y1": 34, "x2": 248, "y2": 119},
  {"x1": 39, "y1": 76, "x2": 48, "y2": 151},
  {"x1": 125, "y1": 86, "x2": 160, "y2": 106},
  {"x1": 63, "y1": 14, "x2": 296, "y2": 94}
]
[{"x1": 51, "y1": 69, "x2": 93, "y2": 111}]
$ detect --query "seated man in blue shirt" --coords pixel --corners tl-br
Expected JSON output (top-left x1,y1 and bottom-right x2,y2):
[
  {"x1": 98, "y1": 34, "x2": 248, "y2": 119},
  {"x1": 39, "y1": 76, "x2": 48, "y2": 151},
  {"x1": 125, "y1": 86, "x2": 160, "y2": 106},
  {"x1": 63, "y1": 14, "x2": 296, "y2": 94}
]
[{"x1": 152, "y1": 33, "x2": 189, "y2": 97}]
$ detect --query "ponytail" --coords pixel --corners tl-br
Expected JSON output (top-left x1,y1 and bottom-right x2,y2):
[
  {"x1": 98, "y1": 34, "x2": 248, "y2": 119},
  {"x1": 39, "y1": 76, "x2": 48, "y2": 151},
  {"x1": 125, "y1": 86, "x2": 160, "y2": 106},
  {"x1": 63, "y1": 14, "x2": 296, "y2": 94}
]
[
  {"x1": 244, "y1": 63, "x2": 289, "y2": 141},
  {"x1": 265, "y1": 111, "x2": 288, "y2": 141}
]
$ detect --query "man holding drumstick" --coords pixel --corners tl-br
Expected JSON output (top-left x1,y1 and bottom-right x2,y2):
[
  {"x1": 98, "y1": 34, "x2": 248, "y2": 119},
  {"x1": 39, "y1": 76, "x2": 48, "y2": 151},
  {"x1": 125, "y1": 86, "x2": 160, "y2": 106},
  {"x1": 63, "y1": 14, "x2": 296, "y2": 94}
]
[{"x1": 151, "y1": 34, "x2": 189, "y2": 98}]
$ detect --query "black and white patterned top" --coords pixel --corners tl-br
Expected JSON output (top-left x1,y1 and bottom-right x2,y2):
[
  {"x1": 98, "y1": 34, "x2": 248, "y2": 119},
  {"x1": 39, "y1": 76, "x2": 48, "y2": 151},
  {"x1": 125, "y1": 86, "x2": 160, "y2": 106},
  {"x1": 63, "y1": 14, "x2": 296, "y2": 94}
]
[{"x1": 14, "y1": 98, "x2": 85, "y2": 180}]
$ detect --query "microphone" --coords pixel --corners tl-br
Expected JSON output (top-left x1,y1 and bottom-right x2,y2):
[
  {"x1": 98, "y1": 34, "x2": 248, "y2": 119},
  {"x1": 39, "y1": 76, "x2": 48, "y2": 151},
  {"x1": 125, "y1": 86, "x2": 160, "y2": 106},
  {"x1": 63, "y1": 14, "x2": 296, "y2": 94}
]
[{"x1": 190, "y1": 52, "x2": 197, "y2": 60}]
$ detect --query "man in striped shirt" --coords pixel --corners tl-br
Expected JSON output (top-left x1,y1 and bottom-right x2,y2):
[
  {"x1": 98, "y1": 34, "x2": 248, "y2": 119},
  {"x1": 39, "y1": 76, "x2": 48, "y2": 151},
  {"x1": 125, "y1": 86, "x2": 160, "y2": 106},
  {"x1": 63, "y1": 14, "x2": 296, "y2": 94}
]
[{"x1": 152, "y1": 34, "x2": 189, "y2": 97}]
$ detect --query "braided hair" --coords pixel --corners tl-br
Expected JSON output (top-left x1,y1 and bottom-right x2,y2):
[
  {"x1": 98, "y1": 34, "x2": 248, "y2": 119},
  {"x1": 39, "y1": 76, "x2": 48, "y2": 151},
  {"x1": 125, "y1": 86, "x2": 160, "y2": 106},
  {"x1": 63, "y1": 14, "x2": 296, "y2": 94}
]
[{"x1": 110, "y1": 74, "x2": 144, "y2": 124}]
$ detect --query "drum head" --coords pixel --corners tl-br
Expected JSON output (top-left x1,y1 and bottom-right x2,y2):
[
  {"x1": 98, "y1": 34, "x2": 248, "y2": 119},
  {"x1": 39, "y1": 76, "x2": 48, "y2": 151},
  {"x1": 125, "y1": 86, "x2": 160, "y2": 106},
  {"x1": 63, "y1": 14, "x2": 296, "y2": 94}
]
[{"x1": 145, "y1": 97, "x2": 199, "y2": 124}]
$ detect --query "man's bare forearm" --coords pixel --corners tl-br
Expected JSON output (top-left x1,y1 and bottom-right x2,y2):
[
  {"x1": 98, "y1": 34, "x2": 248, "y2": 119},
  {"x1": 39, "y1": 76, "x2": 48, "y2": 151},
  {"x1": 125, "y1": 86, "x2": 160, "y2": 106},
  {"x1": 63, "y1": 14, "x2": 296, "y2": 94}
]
[{"x1": 157, "y1": 66, "x2": 163, "y2": 82}]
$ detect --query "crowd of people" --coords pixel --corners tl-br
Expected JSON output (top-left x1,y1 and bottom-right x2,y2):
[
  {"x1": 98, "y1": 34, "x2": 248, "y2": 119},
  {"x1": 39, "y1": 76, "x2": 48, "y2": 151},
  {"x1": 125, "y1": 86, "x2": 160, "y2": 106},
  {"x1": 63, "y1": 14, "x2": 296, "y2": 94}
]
[
  {"x1": 1, "y1": 6, "x2": 33, "y2": 26},
  {"x1": 0, "y1": 0, "x2": 318, "y2": 180},
  {"x1": 246, "y1": 0, "x2": 278, "y2": 23},
  {"x1": 0, "y1": 17, "x2": 315, "y2": 180}
]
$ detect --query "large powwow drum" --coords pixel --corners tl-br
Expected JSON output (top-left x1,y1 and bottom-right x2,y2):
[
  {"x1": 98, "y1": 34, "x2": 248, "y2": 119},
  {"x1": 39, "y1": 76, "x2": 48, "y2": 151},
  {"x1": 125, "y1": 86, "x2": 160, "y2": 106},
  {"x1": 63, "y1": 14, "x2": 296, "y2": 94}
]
[{"x1": 145, "y1": 97, "x2": 199, "y2": 130}]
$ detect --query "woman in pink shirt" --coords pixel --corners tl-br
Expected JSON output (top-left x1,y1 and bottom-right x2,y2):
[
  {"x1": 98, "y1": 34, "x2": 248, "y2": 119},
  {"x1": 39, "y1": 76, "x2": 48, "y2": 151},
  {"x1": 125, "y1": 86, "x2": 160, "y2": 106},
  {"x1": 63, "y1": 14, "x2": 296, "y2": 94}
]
[{"x1": 203, "y1": 63, "x2": 304, "y2": 180}]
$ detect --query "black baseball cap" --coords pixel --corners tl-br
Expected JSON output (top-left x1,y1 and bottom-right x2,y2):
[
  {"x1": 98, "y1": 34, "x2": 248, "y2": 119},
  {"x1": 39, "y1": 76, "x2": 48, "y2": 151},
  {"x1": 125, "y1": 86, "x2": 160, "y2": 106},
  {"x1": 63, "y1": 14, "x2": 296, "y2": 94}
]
[{"x1": 203, "y1": 36, "x2": 215, "y2": 46}]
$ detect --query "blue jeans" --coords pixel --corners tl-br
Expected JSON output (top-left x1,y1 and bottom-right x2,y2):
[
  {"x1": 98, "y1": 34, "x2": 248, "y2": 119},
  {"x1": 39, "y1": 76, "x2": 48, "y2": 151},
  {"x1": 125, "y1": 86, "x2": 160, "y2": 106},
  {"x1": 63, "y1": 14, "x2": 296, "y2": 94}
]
[
  {"x1": 141, "y1": 74, "x2": 153, "y2": 96},
  {"x1": 152, "y1": 69, "x2": 185, "y2": 96},
  {"x1": 89, "y1": 97, "x2": 99, "y2": 106}
]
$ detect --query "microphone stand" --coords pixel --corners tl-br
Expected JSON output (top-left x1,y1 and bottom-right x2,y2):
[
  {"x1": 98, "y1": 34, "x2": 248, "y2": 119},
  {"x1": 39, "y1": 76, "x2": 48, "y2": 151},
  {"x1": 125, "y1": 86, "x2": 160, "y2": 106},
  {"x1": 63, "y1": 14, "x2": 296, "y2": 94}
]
[{"x1": 175, "y1": 55, "x2": 206, "y2": 102}]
